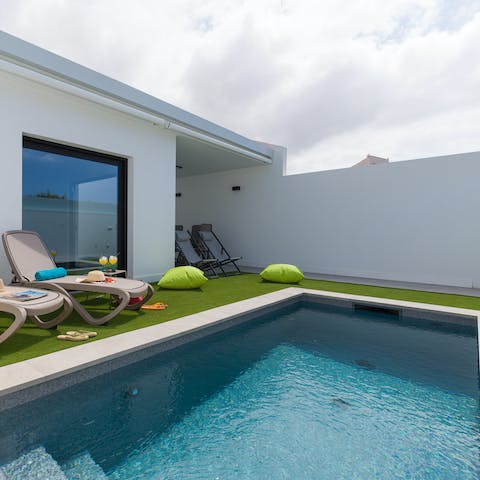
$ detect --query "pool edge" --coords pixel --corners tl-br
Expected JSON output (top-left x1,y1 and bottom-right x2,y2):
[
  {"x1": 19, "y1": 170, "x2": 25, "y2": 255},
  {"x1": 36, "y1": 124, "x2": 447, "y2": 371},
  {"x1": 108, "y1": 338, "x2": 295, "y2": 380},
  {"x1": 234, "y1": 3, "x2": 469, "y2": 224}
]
[{"x1": 0, "y1": 288, "x2": 478, "y2": 409}]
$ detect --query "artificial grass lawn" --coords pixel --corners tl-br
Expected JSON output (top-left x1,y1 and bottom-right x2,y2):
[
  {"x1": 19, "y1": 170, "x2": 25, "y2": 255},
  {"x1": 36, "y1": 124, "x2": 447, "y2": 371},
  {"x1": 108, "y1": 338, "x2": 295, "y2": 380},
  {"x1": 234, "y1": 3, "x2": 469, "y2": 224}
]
[{"x1": 1, "y1": 273, "x2": 480, "y2": 367}]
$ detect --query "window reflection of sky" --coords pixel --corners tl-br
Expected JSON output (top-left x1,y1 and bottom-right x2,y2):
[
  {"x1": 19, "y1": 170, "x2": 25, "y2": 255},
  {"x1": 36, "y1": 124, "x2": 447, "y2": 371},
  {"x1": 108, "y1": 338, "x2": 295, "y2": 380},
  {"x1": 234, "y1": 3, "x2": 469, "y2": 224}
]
[
  {"x1": 22, "y1": 147, "x2": 120, "y2": 264},
  {"x1": 23, "y1": 148, "x2": 118, "y2": 204}
]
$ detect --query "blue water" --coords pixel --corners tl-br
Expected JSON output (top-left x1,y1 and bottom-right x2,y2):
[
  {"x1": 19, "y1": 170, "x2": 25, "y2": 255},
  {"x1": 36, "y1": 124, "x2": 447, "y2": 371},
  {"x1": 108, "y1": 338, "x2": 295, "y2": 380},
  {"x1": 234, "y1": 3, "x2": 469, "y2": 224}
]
[{"x1": 0, "y1": 303, "x2": 478, "y2": 479}]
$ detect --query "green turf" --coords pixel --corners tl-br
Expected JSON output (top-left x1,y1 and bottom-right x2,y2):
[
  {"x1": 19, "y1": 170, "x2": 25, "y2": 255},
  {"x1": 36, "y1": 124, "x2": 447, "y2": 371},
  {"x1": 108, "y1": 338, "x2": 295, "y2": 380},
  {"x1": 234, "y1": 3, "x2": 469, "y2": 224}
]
[{"x1": 1, "y1": 273, "x2": 479, "y2": 367}]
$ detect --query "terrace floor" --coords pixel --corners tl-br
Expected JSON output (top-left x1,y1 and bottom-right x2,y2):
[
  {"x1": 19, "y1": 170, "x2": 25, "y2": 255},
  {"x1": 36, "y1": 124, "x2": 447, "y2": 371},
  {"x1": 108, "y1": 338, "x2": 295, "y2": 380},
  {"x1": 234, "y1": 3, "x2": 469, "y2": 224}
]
[{"x1": 1, "y1": 273, "x2": 480, "y2": 367}]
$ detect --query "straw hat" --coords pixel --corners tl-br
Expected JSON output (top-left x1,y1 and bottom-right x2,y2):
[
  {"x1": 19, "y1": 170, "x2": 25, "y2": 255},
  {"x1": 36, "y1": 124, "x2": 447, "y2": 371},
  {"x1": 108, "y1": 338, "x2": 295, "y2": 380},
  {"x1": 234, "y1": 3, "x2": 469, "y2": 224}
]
[{"x1": 78, "y1": 270, "x2": 106, "y2": 283}]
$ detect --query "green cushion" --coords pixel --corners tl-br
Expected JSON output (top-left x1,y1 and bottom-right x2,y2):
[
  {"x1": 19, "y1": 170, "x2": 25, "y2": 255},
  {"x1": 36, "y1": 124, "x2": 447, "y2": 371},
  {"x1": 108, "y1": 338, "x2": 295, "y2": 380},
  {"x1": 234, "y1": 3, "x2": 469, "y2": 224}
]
[
  {"x1": 158, "y1": 266, "x2": 208, "y2": 290},
  {"x1": 260, "y1": 264, "x2": 304, "y2": 284}
]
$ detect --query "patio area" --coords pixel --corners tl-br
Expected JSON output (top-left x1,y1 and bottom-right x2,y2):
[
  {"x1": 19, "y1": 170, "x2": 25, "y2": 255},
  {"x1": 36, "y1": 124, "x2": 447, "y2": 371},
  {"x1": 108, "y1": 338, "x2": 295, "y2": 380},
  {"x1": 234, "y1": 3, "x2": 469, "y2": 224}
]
[
  {"x1": 1, "y1": 14, "x2": 480, "y2": 479},
  {"x1": 2, "y1": 272, "x2": 480, "y2": 368}
]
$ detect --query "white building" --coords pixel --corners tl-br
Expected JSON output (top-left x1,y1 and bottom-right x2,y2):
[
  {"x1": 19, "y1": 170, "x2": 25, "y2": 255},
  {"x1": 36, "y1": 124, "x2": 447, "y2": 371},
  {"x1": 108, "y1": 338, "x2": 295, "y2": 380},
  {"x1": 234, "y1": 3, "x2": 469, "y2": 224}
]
[
  {"x1": 352, "y1": 154, "x2": 389, "y2": 167},
  {"x1": 0, "y1": 31, "x2": 273, "y2": 283},
  {"x1": 1, "y1": 31, "x2": 479, "y2": 288}
]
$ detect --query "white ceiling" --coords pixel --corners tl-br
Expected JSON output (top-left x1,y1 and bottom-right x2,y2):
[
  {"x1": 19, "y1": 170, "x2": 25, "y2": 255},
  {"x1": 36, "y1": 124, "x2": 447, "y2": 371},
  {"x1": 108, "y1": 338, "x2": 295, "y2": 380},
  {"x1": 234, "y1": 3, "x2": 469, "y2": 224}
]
[{"x1": 176, "y1": 136, "x2": 268, "y2": 177}]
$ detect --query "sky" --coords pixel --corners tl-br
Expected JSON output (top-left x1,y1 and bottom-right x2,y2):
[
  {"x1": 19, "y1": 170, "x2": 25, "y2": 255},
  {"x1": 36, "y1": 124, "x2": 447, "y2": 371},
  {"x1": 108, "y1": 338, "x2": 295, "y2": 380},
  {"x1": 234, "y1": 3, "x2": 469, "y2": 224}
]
[
  {"x1": 23, "y1": 148, "x2": 118, "y2": 203},
  {"x1": 1, "y1": 0, "x2": 480, "y2": 173}
]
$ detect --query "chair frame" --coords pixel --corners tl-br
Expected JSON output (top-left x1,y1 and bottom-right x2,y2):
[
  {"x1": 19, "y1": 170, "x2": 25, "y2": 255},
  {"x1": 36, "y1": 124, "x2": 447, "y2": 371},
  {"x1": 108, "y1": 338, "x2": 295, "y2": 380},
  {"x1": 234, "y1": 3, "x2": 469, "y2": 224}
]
[
  {"x1": 0, "y1": 289, "x2": 73, "y2": 344},
  {"x1": 175, "y1": 230, "x2": 222, "y2": 278},
  {"x1": 191, "y1": 224, "x2": 242, "y2": 275},
  {"x1": 2, "y1": 230, "x2": 153, "y2": 326},
  {"x1": 0, "y1": 302, "x2": 26, "y2": 344}
]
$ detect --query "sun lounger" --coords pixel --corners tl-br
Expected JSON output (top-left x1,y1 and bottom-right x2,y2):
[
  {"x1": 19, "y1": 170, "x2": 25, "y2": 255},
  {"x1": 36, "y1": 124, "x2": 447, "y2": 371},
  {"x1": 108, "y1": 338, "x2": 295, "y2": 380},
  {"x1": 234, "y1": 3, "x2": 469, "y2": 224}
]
[
  {"x1": 191, "y1": 224, "x2": 241, "y2": 275},
  {"x1": 175, "y1": 230, "x2": 220, "y2": 277},
  {"x1": 0, "y1": 286, "x2": 72, "y2": 344},
  {"x1": 2, "y1": 230, "x2": 154, "y2": 326}
]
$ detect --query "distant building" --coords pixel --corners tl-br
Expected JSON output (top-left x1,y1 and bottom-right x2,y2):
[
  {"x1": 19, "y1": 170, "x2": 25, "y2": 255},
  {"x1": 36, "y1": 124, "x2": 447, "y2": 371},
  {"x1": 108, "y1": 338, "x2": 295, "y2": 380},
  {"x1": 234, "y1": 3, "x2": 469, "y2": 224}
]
[{"x1": 353, "y1": 154, "x2": 389, "y2": 167}]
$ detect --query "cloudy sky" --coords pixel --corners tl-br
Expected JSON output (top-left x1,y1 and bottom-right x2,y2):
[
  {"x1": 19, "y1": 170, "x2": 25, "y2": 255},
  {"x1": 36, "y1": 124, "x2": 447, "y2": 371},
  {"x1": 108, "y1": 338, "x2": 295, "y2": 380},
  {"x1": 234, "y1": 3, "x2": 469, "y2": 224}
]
[{"x1": 1, "y1": 0, "x2": 479, "y2": 173}]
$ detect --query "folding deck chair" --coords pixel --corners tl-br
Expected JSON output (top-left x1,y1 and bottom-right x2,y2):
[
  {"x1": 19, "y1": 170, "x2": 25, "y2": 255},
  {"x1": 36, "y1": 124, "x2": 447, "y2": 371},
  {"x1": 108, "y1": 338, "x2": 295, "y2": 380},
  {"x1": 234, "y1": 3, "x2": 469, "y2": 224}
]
[
  {"x1": 0, "y1": 286, "x2": 72, "y2": 344},
  {"x1": 2, "y1": 230, "x2": 154, "y2": 326},
  {"x1": 175, "y1": 230, "x2": 220, "y2": 277},
  {"x1": 191, "y1": 224, "x2": 242, "y2": 275}
]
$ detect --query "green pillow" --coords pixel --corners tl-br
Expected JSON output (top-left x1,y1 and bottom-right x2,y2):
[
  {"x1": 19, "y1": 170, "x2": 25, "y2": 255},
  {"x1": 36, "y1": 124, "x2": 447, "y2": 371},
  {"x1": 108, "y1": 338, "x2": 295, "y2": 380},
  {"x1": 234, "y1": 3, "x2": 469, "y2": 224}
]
[
  {"x1": 260, "y1": 264, "x2": 304, "y2": 284},
  {"x1": 158, "y1": 266, "x2": 208, "y2": 289}
]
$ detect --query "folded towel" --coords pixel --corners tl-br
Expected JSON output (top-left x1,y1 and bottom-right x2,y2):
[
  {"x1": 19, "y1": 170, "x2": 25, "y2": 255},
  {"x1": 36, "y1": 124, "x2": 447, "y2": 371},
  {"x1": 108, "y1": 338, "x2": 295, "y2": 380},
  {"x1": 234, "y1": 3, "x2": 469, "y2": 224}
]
[{"x1": 35, "y1": 267, "x2": 67, "y2": 281}]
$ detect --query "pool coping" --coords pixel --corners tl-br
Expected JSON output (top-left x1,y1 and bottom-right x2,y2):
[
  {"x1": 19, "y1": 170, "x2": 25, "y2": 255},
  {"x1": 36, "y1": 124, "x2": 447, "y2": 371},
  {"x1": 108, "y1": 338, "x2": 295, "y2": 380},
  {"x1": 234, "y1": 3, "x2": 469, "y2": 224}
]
[{"x1": 0, "y1": 287, "x2": 479, "y2": 405}]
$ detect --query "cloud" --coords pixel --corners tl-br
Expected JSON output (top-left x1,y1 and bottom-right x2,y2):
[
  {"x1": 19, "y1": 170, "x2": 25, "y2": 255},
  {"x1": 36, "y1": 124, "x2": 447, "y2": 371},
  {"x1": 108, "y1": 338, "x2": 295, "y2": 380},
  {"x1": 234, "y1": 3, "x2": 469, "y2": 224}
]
[
  {"x1": 1, "y1": 0, "x2": 479, "y2": 173},
  {"x1": 286, "y1": 102, "x2": 480, "y2": 173},
  {"x1": 182, "y1": 16, "x2": 289, "y2": 122}
]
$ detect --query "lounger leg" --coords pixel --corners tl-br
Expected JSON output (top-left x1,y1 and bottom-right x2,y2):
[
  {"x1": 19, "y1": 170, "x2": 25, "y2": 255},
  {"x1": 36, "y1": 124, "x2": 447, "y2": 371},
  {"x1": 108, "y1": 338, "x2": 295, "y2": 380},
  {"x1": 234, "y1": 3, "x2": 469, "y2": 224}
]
[
  {"x1": 68, "y1": 289, "x2": 131, "y2": 326},
  {"x1": 30, "y1": 297, "x2": 74, "y2": 329},
  {"x1": 202, "y1": 263, "x2": 219, "y2": 278},
  {"x1": 0, "y1": 304, "x2": 27, "y2": 344},
  {"x1": 217, "y1": 263, "x2": 227, "y2": 277},
  {"x1": 126, "y1": 284, "x2": 155, "y2": 310},
  {"x1": 220, "y1": 259, "x2": 241, "y2": 276},
  {"x1": 29, "y1": 282, "x2": 130, "y2": 326}
]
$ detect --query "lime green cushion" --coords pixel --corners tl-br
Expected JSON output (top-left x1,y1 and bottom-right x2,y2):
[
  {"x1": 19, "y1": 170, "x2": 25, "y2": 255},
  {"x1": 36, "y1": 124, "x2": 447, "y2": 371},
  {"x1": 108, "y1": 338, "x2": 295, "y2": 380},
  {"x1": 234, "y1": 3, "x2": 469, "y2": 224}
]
[
  {"x1": 260, "y1": 264, "x2": 304, "y2": 284},
  {"x1": 158, "y1": 266, "x2": 208, "y2": 289}
]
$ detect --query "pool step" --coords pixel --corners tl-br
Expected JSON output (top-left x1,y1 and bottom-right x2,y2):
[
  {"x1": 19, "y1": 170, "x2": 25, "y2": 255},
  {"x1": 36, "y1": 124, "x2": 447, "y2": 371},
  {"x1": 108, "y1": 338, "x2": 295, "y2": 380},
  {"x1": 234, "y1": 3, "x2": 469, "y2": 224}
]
[
  {"x1": 0, "y1": 446, "x2": 67, "y2": 480},
  {"x1": 61, "y1": 451, "x2": 108, "y2": 480}
]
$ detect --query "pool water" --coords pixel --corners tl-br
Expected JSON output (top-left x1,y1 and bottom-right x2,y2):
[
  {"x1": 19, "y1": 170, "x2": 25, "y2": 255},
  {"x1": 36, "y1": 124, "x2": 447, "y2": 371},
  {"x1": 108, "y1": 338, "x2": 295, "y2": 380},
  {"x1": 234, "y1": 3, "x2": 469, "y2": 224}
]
[{"x1": 0, "y1": 302, "x2": 478, "y2": 479}]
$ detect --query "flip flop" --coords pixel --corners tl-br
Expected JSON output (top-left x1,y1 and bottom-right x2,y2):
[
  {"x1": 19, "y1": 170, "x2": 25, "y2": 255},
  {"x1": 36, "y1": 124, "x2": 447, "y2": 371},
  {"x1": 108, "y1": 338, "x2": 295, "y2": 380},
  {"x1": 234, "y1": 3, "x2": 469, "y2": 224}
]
[
  {"x1": 66, "y1": 330, "x2": 98, "y2": 338},
  {"x1": 141, "y1": 302, "x2": 168, "y2": 311},
  {"x1": 141, "y1": 302, "x2": 168, "y2": 310},
  {"x1": 57, "y1": 333, "x2": 89, "y2": 342}
]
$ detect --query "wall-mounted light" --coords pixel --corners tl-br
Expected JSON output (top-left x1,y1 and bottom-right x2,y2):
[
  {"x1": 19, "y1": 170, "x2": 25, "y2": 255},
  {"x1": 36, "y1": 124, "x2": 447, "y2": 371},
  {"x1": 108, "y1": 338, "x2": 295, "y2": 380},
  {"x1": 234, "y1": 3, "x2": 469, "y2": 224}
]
[{"x1": 232, "y1": 186, "x2": 241, "y2": 191}]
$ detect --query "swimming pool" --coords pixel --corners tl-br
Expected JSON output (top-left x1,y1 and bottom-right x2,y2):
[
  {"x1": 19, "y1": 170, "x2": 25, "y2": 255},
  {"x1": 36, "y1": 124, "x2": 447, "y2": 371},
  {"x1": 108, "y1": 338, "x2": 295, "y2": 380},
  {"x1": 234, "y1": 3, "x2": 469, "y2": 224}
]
[{"x1": 0, "y1": 299, "x2": 478, "y2": 479}]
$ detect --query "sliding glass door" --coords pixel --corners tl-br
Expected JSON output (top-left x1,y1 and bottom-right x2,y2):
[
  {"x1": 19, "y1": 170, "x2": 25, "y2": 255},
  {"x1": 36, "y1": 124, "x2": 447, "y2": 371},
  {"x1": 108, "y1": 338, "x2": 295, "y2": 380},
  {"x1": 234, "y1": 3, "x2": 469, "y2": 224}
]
[{"x1": 22, "y1": 137, "x2": 127, "y2": 270}]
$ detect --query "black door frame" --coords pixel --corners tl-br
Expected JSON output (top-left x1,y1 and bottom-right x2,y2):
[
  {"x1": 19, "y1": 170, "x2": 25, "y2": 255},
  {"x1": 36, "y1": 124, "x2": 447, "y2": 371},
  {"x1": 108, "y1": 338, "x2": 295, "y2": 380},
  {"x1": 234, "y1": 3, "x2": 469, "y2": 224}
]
[{"x1": 22, "y1": 136, "x2": 128, "y2": 270}]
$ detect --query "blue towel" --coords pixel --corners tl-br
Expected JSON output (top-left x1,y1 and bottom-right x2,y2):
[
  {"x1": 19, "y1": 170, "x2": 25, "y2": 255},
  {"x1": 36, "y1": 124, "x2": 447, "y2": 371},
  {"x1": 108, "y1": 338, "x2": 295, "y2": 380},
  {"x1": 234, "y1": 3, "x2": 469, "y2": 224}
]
[{"x1": 35, "y1": 267, "x2": 67, "y2": 281}]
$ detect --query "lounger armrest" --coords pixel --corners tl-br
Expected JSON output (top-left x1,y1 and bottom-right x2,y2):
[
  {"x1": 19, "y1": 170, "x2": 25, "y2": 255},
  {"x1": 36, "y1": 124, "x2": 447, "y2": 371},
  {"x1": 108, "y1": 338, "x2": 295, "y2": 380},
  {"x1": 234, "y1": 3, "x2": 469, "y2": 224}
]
[{"x1": 0, "y1": 302, "x2": 27, "y2": 317}]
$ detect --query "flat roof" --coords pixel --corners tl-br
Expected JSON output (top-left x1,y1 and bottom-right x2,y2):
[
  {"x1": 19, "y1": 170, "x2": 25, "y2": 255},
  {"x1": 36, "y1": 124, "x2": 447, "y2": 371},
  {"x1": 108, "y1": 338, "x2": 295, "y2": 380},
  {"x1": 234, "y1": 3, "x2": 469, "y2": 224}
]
[{"x1": 0, "y1": 30, "x2": 273, "y2": 159}]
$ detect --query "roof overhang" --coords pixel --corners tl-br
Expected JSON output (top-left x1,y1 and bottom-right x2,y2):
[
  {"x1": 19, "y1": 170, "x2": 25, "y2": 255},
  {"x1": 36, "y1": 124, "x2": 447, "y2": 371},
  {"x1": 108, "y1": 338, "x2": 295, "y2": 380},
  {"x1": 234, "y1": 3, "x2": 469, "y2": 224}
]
[
  {"x1": 176, "y1": 136, "x2": 271, "y2": 177},
  {"x1": 0, "y1": 31, "x2": 273, "y2": 166}
]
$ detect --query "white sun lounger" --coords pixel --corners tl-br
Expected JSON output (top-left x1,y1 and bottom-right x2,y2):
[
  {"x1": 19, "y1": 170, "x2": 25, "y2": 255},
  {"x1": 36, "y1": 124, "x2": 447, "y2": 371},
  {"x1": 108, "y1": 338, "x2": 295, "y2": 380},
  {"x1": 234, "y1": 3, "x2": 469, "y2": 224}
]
[
  {"x1": 2, "y1": 230, "x2": 154, "y2": 326},
  {"x1": 0, "y1": 286, "x2": 72, "y2": 344}
]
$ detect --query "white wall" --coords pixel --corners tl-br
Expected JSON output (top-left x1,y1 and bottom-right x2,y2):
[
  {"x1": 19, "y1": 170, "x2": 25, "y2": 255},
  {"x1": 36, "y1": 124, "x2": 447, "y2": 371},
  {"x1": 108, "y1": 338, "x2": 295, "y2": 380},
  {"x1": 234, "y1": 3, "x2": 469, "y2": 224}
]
[
  {"x1": 0, "y1": 68, "x2": 176, "y2": 282},
  {"x1": 177, "y1": 148, "x2": 480, "y2": 288}
]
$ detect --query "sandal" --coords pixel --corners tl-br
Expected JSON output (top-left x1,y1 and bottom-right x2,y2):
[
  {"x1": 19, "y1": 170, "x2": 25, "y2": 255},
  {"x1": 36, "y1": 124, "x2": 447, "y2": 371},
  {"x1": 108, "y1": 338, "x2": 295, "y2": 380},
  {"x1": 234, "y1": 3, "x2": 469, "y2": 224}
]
[
  {"x1": 57, "y1": 333, "x2": 89, "y2": 342},
  {"x1": 141, "y1": 302, "x2": 168, "y2": 311},
  {"x1": 66, "y1": 330, "x2": 98, "y2": 338}
]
